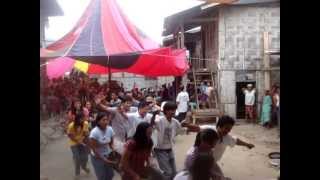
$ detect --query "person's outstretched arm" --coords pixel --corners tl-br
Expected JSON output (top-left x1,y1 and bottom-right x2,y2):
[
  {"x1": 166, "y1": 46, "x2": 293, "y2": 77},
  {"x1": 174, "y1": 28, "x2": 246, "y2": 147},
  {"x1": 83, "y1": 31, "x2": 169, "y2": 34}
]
[{"x1": 236, "y1": 138, "x2": 255, "y2": 149}]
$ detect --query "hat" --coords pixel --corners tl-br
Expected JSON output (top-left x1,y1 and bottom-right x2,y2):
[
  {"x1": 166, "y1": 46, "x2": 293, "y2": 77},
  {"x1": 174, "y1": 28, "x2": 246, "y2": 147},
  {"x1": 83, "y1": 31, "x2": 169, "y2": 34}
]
[{"x1": 247, "y1": 84, "x2": 253, "y2": 87}]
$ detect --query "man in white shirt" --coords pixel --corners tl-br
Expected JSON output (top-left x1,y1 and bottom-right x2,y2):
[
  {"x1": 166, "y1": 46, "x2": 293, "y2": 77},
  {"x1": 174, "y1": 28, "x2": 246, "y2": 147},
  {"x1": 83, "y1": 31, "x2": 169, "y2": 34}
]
[
  {"x1": 127, "y1": 101, "x2": 158, "y2": 143},
  {"x1": 151, "y1": 101, "x2": 199, "y2": 180},
  {"x1": 175, "y1": 86, "x2": 190, "y2": 122},
  {"x1": 200, "y1": 115, "x2": 255, "y2": 162},
  {"x1": 242, "y1": 84, "x2": 256, "y2": 123},
  {"x1": 206, "y1": 82, "x2": 215, "y2": 108}
]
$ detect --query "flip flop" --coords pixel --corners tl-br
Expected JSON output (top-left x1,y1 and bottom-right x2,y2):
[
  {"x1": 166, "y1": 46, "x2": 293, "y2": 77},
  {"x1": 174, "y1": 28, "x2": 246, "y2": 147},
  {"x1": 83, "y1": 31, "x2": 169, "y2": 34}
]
[{"x1": 268, "y1": 152, "x2": 280, "y2": 159}]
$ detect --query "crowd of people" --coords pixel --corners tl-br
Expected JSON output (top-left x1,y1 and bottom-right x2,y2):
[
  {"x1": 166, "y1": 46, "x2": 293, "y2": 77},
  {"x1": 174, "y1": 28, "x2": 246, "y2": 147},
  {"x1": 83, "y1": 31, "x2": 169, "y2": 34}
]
[
  {"x1": 40, "y1": 74, "x2": 265, "y2": 180},
  {"x1": 39, "y1": 72, "x2": 219, "y2": 124},
  {"x1": 40, "y1": 73, "x2": 192, "y2": 121},
  {"x1": 39, "y1": 77, "x2": 282, "y2": 180},
  {"x1": 242, "y1": 83, "x2": 280, "y2": 129},
  {"x1": 66, "y1": 96, "x2": 254, "y2": 180}
]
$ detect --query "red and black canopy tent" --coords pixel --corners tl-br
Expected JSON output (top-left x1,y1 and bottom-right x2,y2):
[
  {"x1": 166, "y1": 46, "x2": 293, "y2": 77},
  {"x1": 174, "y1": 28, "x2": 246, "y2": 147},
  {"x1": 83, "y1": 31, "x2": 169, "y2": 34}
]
[{"x1": 40, "y1": 0, "x2": 189, "y2": 80}]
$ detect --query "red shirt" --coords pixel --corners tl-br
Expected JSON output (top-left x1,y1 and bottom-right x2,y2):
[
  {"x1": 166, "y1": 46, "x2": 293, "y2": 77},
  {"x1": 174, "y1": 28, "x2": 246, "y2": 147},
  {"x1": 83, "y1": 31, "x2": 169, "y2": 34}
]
[{"x1": 123, "y1": 140, "x2": 152, "y2": 179}]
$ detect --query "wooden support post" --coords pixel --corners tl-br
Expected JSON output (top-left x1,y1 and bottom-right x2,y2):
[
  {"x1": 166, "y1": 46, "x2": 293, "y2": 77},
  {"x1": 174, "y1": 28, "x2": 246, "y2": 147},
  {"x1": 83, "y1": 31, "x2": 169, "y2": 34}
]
[
  {"x1": 179, "y1": 23, "x2": 189, "y2": 91},
  {"x1": 263, "y1": 32, "x2": 271, "y2": 90},
  {"x1": 180, "y1": 23, "x2": 185, "y2": 48}
]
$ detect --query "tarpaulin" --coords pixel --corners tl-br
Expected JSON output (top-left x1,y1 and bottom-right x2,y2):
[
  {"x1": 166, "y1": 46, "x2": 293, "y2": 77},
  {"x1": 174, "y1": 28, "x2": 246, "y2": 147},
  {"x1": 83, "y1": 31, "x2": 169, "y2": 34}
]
[{"x1": 41, "y1": 0, "x2": 189, "y2": 79}]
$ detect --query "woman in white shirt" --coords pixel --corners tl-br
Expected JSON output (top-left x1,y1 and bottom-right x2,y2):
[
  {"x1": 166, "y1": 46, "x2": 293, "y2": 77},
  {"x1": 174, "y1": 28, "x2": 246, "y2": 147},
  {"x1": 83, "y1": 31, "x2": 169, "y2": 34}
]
[{"x1": 89, "y1": 112, "x2": 117, "y2": 180}]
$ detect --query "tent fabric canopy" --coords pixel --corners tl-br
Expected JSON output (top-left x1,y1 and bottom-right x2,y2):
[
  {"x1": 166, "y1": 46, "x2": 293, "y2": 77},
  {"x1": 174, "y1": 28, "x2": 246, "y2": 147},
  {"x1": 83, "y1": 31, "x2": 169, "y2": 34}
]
[{"x1": 41, "y1": 0, "x2": 189, "y2": 79}]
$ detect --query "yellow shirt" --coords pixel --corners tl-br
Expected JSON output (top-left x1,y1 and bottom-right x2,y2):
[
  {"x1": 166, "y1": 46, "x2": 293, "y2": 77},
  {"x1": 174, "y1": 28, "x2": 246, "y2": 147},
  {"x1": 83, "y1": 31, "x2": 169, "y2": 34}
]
[{"x1": 67, "y1": 121, "x2": 89, "y2": 146}]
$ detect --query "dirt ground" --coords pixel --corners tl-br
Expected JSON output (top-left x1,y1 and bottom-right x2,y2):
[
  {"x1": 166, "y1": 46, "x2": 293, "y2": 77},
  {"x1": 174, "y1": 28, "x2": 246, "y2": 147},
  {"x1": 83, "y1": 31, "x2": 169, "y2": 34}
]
[{"x1": 40, "y1": 120, "x2": 280, "y2": 180}]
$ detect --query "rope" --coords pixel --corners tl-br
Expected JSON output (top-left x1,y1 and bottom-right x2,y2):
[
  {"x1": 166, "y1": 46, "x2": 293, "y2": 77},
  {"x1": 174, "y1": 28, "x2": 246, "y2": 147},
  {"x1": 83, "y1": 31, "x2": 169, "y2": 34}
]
[
  {"x1": 40, "y1": 54, "x2": 215, "y2": 68},
  {"x1": 140, "y1": 52, "x2": 215, "y2": 61}
]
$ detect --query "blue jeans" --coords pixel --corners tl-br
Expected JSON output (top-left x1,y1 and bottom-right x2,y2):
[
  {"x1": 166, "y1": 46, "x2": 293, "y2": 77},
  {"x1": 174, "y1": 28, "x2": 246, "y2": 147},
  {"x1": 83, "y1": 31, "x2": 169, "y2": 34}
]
[
  {"x1": 70, "y1": 144, "x2": 89, "y2": 176},
  {"x1": 154, "y1": 149, "x2": 176, "y2": 180},
  {"x1": 90, "y1": 154, "x2": 114, "y2": 180}
]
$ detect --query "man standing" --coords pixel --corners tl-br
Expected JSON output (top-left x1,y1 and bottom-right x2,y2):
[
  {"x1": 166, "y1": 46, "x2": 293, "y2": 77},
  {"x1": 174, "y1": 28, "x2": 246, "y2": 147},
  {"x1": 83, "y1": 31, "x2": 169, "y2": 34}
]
[
  {"x1": 272, "y1": 86, "x2": 280, "y2": 129},
  {"x1": 207, "y1": 82, "x2": 215, "y2": 108},
  {"x1": 151, "y1": 102, "x2": 199, "y2": 180},
  {"x1": 242, "y1": 84, "x2": 256, "y2": 123},
  {"x1": 175, "y1": 86, "x2": 189, "y2": 122}
]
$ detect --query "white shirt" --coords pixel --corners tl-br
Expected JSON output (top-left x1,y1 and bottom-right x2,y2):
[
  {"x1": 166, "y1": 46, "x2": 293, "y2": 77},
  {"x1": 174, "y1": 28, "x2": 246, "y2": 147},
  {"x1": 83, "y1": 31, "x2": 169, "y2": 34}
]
[
  {"x1": 127, "y1": 111, "x2": 153, "y2": 137},
  {"x1": 127, "y1": 111, "x2": 159, "y2": 147},
  {"x1": 200, "y1": 125, "x2": 237, "y2": 161},
  {"x1": 89, "y1": 126, "x2": 114, "y2": 157},
  {"x1": 174, "y1": 171, "x2": 190, "y2": 180},
  {"x1": 154, "y1": 116, "x2": 185, "y2": 149},
  {"x1": 274, "y1": 94, "x2": 280, "y2": 107},
  {"x1": 129, "y1": 106, "x2": 138, "y2": 113},
  {"x1": 207, "y1": 86, "x2": 214, "y2": 96},
  {"x1": 244, "y1": 89, "x2": 256, "y2": 106},
  {"x1": 176, "y1": 91, "x2": 190, "y2": 113},
  {"x1": 200, "y1": 84, "x2": 208, "y2": 94},
  {"x1": 107, "y1": 106, "x2": 138, "y2": 113}
]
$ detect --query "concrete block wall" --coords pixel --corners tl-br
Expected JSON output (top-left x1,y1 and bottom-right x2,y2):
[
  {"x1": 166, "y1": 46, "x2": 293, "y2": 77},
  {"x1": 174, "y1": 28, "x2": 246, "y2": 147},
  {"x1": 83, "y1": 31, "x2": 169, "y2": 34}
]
[
  {"x1": 217, "y1": 3, "x2": 280, "y2": 118},
  {"x1": 97, "y1": 73, "x2": 158, "y2": 91},
  {"x1": 219, "y1": 71, "x2": 236, "y2": 118},
  {"x1": 219, "y1": 3, "x2": 280, "y2": 70}
]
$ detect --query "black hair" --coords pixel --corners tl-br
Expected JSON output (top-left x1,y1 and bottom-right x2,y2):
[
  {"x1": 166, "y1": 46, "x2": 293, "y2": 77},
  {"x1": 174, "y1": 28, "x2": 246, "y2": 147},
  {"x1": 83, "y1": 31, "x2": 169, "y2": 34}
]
[
  {"x1": 145, "y1": 94, "x2": 154, "y2": 98},
  {"x1": 133, "y1": 122, "x2": 153, "y2": 150},
  {"x1": 95, "y1": 112, "x2": 110, "y2": 128},
  {"x1": 217, "y1": 115, "x2": 235, "y2": 128},
  {"x1": 138, "y1": 101, "x2": 149, "y2": 109},
  {"x1": 190, "y1": 152, "x2": 214, "y2": 180},
  {"x1": 125, "y1": 91, "x2": 132, "y2": 95},
  {"x1": 69, "y1": 98, "x2": 82, "y2": 115},
  {"x1": 74, "y1": 113, "x2": 84, "y2": 130},
  {"x1": 180, "y1": 86, "x2": 184, "y2": 91},
  {"x1": 121, "y1": 95, "x2": 133, "y2": 103},
  {"x1": 163, "y1": 101, "x2": 177, "y2": 112},
  {"x1": 194, "y1": 128, "x2": 219, "y2": 147}
]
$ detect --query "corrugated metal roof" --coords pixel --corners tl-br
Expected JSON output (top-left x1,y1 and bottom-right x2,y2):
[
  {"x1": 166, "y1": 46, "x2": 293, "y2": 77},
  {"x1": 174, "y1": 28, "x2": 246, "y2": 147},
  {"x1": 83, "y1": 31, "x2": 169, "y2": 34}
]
[
  {"x1": 234, "y1": 0, "x2": 279, "y2": 5},
  {"x1": 162, "y1": 0, "x2": 279, "y2": 36},
  {"x1": 198, "y1": 0, "x2": 279, "y2": 4}
]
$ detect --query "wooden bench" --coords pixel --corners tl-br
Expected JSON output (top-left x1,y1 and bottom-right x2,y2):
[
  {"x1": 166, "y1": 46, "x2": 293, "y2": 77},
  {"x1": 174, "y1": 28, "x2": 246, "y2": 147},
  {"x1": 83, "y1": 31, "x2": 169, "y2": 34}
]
[{"x1": 192, "y1": 108, "x2": 221, "y2": 124}]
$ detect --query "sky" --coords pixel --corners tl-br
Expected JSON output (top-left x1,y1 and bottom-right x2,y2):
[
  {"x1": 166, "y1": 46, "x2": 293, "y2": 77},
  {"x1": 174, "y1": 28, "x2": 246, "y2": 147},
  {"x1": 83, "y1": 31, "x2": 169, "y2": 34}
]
[{"x1": 45, "y1": 0, "x2": 204, "y2": 44}]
